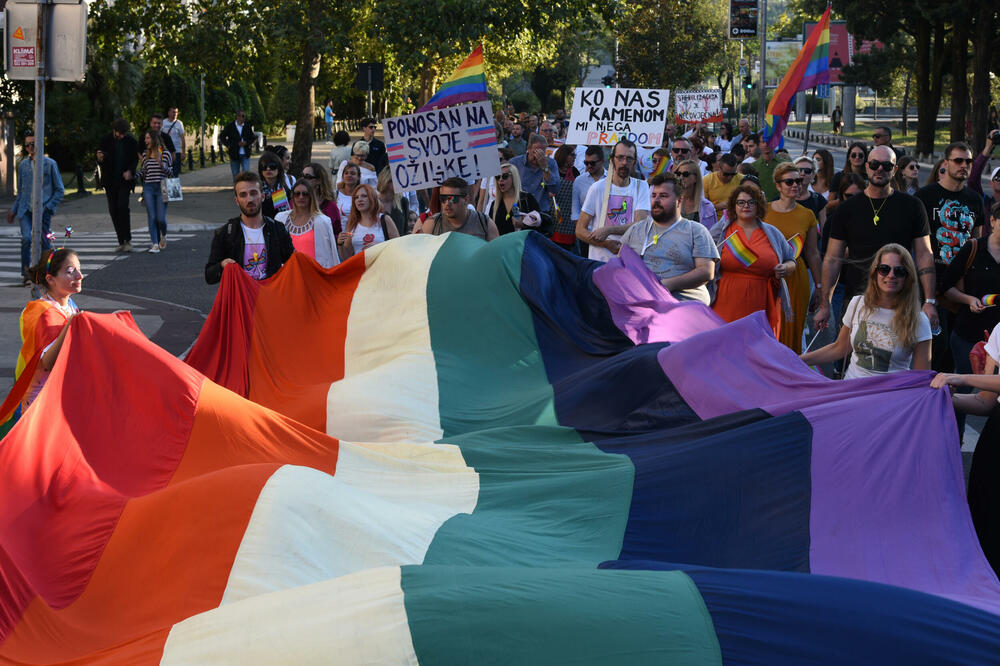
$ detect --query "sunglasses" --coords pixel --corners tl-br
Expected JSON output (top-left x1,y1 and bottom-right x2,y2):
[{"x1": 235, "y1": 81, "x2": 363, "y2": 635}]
[
  {"x1": 720, "y1": 170, "x2": 737, "y2": 177},
  {"x1": 301, "y1": 173, "x2": 317, "y2": 180},
  {"x1": 293, "y1": 191, "x2": 311, "y2": 198},
  {"x1": 676, "y1": 171, "x2": 695, "y2": 178},
  {"x1": 872, "y1": 134, "x2": 884, "y2": 139},
  {"x1": 876, "y1": 264, "x2": 908, "y2": 278},
  {"x1": 867, "y1": 160, "x2": 895, "y2": 172},
  {"x1": 365, "y1": 124, "x2": 376, "y2": 129},
  {"x1": 440, "y1": 193, "x2": 464, "y2": 204},
  {"x1": 779, "y1": 178, "x2": 804, "y2": 186},
  {"x1": 261, "y1": 164, "x2": 278, "y2": 171},
  {"x1": 798, "y1": 168, "x2": 814, "y2": 175},
  {"x1": 850, "y1": 152, "x2": 865, "y2": 159},
  {"x1": 735, "y1": 200, "x2": 756, "y2": 208},
  {"x1": 25, "y1": 142, "x2": 35, "y2": 148},
  {"x1": 671, "y1": 148, "x2": 690, "y2": 154},
  {"x1": 949, "y1": 157, "x2": 973, "y2": 166},
  {"x1": 496, "y1": 173, "x2": 511, "y2": 180},
  {"x1": 583, "y1": 159, "x2": 601, "y2": 167}
]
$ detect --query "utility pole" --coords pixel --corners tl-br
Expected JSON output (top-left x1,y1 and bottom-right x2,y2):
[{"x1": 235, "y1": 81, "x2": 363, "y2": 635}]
[
  {"x1": 199, "y1": 73, "x2": 205, "y2": 150},
  {"x1": 757, "y1": 0, "x2": 767, "y2": 130},
  {"x1": 29, "y1": 0, "x2": 50, "y2": 268}
]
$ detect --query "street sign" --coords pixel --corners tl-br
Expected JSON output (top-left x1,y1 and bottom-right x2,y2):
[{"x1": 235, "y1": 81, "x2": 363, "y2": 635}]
[
  {"x1": 816, "y1": 84, "x2": 830, "y2": 99},
  {"x1": 739, "y1": 58, "x2": 747, "y2": 67},
  {"x1": 4, "y1": 1, "x2": 87, "y2": 82},
  {"x1": 728, "y1": 0, "x2": 758, "y2": 39},
  {"x1": 738, "y1": 66, "x2": 747, "y2": 77}
]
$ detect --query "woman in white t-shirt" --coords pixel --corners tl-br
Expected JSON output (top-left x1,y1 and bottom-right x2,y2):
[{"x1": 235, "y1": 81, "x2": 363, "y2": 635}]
[
  {"x1": 801, "y1": 243, "x2": 931, "y2": 378},
  {"x1": 336, "y1": 184, "x2": 399, "y2": 261},
  {"x1": 336, "y1": 163, "x2": 361, "y2": 220}
]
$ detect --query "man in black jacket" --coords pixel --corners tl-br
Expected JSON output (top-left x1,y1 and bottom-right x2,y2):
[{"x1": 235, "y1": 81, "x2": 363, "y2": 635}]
[
  {"x1": 97, "y1": 118, "x2": 139, "y2": 252},
  {"x1": 361, "y1": 116, "x2": 387, "y2": 174},
  {"x1": 219, "y1": 110, "x2": 255, "y2": 181},
  {"x1": 205, "y1": 171, "x2": 294, "y2": 284}
]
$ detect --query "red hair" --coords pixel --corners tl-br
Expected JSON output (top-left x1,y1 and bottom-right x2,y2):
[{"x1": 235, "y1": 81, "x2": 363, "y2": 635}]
[{"x1": 346, "y1": 184, "x2": 379, "y2": 232}]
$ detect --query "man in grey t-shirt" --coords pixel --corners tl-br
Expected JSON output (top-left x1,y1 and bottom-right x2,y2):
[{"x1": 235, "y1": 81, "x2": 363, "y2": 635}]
[{"x1": 620, "y1": 172, "x2": 718, "y2": 304}]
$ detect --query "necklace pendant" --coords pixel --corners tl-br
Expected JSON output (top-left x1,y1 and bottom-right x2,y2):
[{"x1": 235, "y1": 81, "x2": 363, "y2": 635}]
[{"x1": 873, "y1": 215, "x2": 879, "y2": 225}]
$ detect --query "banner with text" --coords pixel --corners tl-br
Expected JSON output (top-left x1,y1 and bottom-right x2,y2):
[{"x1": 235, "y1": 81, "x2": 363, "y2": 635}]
[
  {"x1": 567, "y1": 88, "x2": 670, "y2": 148},
  {"x1": 383, "y1": 101, "x2": 501, "y2": 193},
  {"x1": 674, "y1": 90, "x2": 723, "y2": 124}
]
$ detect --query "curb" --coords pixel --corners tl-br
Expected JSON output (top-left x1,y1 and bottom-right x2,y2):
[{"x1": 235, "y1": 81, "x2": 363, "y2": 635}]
[{"x1": 0, "y1": 223, "x2": 218, "y2": 238}]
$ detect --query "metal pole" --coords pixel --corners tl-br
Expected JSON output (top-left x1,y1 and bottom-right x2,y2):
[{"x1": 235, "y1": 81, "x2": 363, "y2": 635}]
[
  {"x1": 200, "y1": 73, "x2": 205, "y2": 150},
  {"x1": 757, "y1": 0, "x2": 767, "y2": 131},
  {"x1": 739, "y1": 41, "x2": 744, "y2": 121},
  {"x1": 30, "y1": 0, "x2": 50, "y2": 268},
  {"x1": 803, "y1": 86, "x2": 816, "y2": 154},
  {"x1": 367, "y1": 66, "x2": 373, "y2": 117}
]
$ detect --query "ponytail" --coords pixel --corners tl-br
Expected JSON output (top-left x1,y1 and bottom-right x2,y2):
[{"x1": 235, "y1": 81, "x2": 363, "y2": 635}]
[{"x1": 26, "y1": 248, "x2": 76, "y2": 285}]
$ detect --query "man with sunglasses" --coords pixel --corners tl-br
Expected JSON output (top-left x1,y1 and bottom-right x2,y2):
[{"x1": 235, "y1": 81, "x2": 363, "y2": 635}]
[
  {"x1": 8, "y1": 134, "x2": 65, "y2": 283},
  {"x1": 666, "y1": 138, "x2": 707, "y2": 177},
  {"x1": 360, "y1": 117, "x2": 388, "y2": 174},
  {"x1": 703, "y1": 154, "x2": 743, "y2": 218},
  {"x1": 419, "y1": 177, "x2": 499, "y2": 240},
  {"x1": 872, "y1": 126, "x2": 903, "y2": 160},
  {"x1": 576, "y1": 139, "x2": 650, "y2": 262},
  {"x1": 817, "y1": 145, "x2": 936, "y2": 333},
  {"x1": 915, "y1": 142, "x2": 984, "y2": 371},
  {"x1": 220, "y1": 110, "x2": 255, "y2": 180}
]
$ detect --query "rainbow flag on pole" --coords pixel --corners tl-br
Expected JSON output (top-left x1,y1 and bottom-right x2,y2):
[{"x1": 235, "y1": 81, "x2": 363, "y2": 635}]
[
  {"x1": 722, "y1": 231, "x2": 758, "y2": 267},
  {"x1": 763, "y1": 4, "x2": 832, "y2": 148},
  {"x1": 787, "y1": 233, "x2": 804, "y2": 260},
  {"x1": 417, "y1": 45, "x2": 488, "y2": 113}
]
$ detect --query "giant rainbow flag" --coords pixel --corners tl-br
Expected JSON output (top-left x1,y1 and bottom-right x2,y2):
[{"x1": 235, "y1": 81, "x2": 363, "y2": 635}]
[
  {"x1": 3, "y1": 232, "x2": 1000, "y2": 662},
  {"x1": 417, "y1": 45, "x2": 488, "y2": 113},
  {"x1": 763, "y1": 4, "x2": 832, "y2": 148}
]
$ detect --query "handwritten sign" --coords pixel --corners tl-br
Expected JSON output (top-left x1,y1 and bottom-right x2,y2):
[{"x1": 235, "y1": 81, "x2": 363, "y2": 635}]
[
  {"x1": 674, "y1": 89, "x2": 723, "y2": 124},
  {"x1": 566, "y1": 87, "x2": 670, "y2": 148},
  {"x1": 383, "y1": 101, "x2": 501, "y2": 193}
]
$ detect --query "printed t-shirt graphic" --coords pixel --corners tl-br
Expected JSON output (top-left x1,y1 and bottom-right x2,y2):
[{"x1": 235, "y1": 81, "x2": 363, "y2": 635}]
[
  {"x1": 582, "y1": 176, "x2": 651, "y2": 262},
  {"x1": 242, "y1": 223, "x2": 267, "y2": 280}
]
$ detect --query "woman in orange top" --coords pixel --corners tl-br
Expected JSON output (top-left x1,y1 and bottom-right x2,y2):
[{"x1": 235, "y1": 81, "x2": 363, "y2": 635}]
[
  {"x1": 712, "y1": 183, "x2": 797, "y2": 337},
  {"x1": 764, "y1": 162, "x2": 822, "y2": 352}
]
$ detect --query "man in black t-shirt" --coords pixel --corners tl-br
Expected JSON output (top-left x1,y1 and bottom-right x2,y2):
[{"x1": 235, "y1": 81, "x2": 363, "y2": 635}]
[
  {"x1": 815, "y1": 145, "x2": 938, "y2": 332},
  {"x1": 915, "y1": 142, "x2": 983, "y2": 371}
]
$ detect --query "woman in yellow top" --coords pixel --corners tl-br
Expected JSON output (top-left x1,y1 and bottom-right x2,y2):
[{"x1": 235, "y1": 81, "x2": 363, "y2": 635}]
[{"x1": 764, "y1": 162, "x2": 822, "y2": 352}]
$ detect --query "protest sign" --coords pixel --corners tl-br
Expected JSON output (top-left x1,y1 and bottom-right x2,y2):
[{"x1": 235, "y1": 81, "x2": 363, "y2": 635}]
[
  {"x1": 383, "y1": 101, "x2": 501, "y2": 193},
  {"x1": 674, "y1": 90, "x2": 723, "y2": 124},
  {"x1": 566, "y1": 88, "x2": 670, "y2": 148}
]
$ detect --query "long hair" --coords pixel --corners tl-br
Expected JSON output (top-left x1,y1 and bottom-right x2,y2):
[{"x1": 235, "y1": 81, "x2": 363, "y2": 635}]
[
  {"x1": 377, "y1": 167, "x2": 401, "y2": 209},
  {"x1": 258, "y1": 151, "x2": 285, "y2": 187},
  {"x1": 28, "y1": 247, "x2": 78, "y2": 286},
  {"x1": 892, "y1": 156, "x2": 915, "y2": 191},
  {"x1": 346, "y1": 183, "x2": 379, "y2": 232},
  {"x1": 290, "y1": 179, "x2": 320, "y2": 217},
  {"x1": 493, "y1": 162, "x2": 522, "y2": 228},
  {"x1": 143, "y1": 129, "x2": 165, "y2": 155},
  {"x1": 307, "y1": 162, "x2": 335, "y2": 202},
  {"x1": 339, "y1": 162, "x2": 361, "y2": 195},
  {"x1": 813, "y1": 149, "x2": 834, "y2": 187},
  {"x1": 844, "y1": 142, "x2": 868, "y2": 175},
  {"x1": 676, "y1": 159, "x2": 704, "y2": 211},
  {"x1": 861, "y1": 243, "x2": 922, "y2": 348},
  {"x1": 927, "y1": 158, "x2": 945, "y2": 186}
]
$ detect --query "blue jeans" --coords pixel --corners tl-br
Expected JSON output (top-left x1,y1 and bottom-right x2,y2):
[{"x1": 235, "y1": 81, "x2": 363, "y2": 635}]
[
  {"x1": 19, "y1": 209, "x2": 53, "y2": 272},
  {"x1": 229, "y1": 156, "x2": 251, "y2": 179},
  {"x1": 325, "y1": 121, "x2": 333, "y2": 140},
  {"x1": 172, "y1": 153, "x2": 182, "y2": 177},
  {"x1": 143, "y1": 182, "x2": 167, "y2": 244}
]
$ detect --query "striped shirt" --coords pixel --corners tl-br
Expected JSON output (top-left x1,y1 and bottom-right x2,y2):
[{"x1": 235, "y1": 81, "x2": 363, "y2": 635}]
[{"x1": 140, "y1": 150, "x2": 173, "y2": 183}]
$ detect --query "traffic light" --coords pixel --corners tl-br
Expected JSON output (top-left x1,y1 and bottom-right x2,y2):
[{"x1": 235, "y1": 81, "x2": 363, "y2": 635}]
[{"x1": 743, "y1": 75, "x2": 753, "y2": 90}]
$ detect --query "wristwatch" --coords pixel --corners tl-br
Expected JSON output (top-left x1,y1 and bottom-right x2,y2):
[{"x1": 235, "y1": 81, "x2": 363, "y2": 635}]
[{"x1": 925, "y1": 299, "x2": 937, "y2": 305}]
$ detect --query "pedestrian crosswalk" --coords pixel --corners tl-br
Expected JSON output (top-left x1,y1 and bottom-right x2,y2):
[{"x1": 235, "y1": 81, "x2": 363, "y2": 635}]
[{"x1": 0, "y1": 230, "x2": 196, "y2": 288}]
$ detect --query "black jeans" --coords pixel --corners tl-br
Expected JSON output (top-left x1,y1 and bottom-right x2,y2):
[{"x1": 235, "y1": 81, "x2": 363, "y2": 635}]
[{"x1": 106, "y1": 186, "x2": 132, "y2": 244}]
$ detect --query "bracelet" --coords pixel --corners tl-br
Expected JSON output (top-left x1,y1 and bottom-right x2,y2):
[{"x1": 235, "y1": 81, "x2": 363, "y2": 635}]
[{"x1": 925, "y1": 298, "x2": 937, "y2": 305}]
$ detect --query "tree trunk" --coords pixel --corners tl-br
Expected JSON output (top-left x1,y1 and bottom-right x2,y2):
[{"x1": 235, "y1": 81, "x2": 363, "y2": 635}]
[
  {"x1": 290, "y1": 43, "x2": 320, "y2": 177},
  {"x1": 969, "y1": 0, "x2": 993, "y2": 150},
  {"x1": 914, "y1": 17, "x2": 945, "y2": 158},
  {"x1": 418, "y1": 66, "x2": 438, "y2": 106},
  {"x1": 901, "y1": 69, "x2": 911, "y2": 137},
  {"x1": 950, "y1": 11, "x2": 970, "y2": 143}
]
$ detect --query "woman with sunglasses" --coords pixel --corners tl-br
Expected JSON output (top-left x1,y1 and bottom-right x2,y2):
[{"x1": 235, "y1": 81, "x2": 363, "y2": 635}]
[
  {"x1": 302, "y1": 162, "x2": 342, "y2": 235},
  {"x1": 830, "y1": 142, "x2": 868, "y2": 206},
  {"x1": 711, "y1": 183, "x2": 797, "y2": 337},
  {"x1": 801, "y1": 244, "x2": 931, "y2": 377},
  {"x1": 675, "y1": 159, "x2": 717, "y2": 228},
  {"x1": 258, "y1": 151, "x2": 292, "y2": 219},
  {"x1": 337, "y1": 183, "x2": 399, "y2": 261},
  {"x1": 274, "y1": 180, "x2": 339, "y2": 268},
  {"x1": 0, "y1": 248, "x2": 84, "y2": 429},
  {"x1": 892, "y1": 156, "x2": 920, "y2": 195},
  {"x1": 764, "y1": 162, "x2": 822, "y2": 352},
  {"x1": 487, "y1": 162, "x2": 550, "y2": 236},
  {"x1": 792, "y1": 155, "x2": 828, "y2": 230}
]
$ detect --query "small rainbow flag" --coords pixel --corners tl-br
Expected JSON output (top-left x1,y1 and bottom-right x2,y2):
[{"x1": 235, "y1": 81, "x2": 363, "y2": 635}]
[
  {"x1": 787, "y1": 233, "x2": 804, "y2": 260},
  {"x1": 271, "y1": 189, "x2": 288, "y2": 211},
  {"x1": 763, "y1": 5, "x2": 831, "y2": 148},
  {"x1": 651, "y1": 157, "x2": 669, "y2": 178},
  {"x1": 722, "y1": 231, "x2": 758, "y2": 268},
  {"x1": 417, "y1": 45, "x2": 488, "y2": 113},
  {"x1": 983, "y1": 294, "x2": 998, "y2": 306}
]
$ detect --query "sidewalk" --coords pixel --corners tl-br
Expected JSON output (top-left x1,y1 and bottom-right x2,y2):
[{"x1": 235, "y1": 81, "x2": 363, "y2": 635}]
[{"x1": 0, "y1": 139, "x2": 340, "y2": 239}]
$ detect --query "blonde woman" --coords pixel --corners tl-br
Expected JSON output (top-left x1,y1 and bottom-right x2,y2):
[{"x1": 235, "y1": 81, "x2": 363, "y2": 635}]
[
  {"x1": 336, "y1": 183, "x2": 399, "y2": 260},
  {"x1": 674, "y1": 158, "x2": 717, "y2": 228},
  {"x1": 274, "y1": 179, "x2": 339, "y2": 268},
  {"x1": 765, "y1": 161, "x2": 822, "y2": 352},
  {"x1": 377, "y1": 167, "x2": 410, "y2": 237},
  {"x1": 801, "y1": 244, "x2": 931, "y2": 377},
  {"x1": 486, "y1": 161, "x2": 549, "y2": 236}
]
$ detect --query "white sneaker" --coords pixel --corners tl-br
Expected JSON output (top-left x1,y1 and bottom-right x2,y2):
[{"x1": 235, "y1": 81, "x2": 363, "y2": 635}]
[{"x1": 147, "y1": 245, "x2": 160, "y2": 253}]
